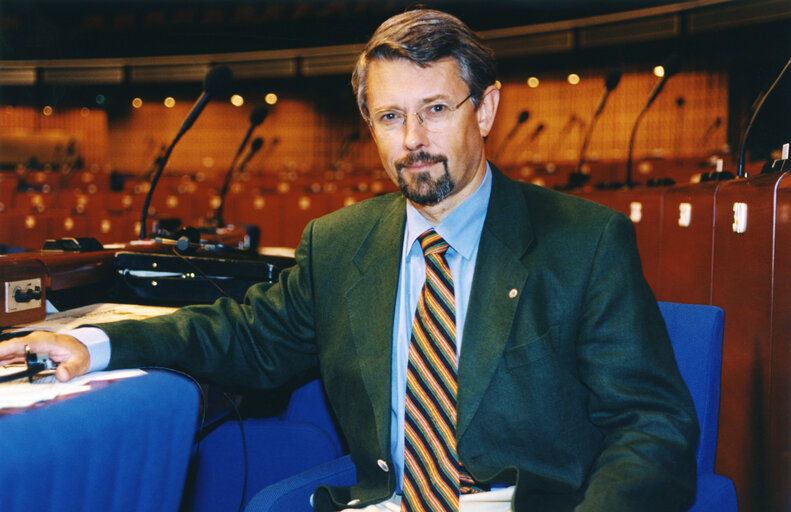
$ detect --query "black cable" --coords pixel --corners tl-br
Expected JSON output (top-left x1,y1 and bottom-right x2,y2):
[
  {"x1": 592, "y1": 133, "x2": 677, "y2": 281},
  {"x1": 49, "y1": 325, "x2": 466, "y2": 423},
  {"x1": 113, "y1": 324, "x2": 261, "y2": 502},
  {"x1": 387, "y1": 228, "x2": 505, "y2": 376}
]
[
  {"x1": 141, "y1": 367, "x2": 248, "y2": 512},
  {"x1": 168, "y1": 246, "x2": 232, "y2": 299},
  {"x1": 140, "y1": 366, "x2": 208, "y2": 454},
  {"x1": 223, "y1": 391, "x2": 249, "y2": 512}
]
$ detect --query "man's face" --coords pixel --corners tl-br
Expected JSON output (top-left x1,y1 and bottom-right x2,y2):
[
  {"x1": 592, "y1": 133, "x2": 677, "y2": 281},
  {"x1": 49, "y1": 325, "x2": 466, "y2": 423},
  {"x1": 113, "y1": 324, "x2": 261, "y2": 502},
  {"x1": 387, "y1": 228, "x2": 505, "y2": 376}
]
[{"x1": 365, "y1": 57, "x2": 498, "y2": 215}]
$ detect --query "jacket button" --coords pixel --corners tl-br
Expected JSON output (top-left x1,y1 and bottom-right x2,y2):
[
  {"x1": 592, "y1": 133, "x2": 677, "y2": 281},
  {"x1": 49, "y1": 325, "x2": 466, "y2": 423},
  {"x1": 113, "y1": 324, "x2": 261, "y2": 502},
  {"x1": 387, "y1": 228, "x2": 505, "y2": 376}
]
[
  {"x1": 377, "y1": 459, "x2": 389, "y2": 472},
  {"x1": 347, "y1": 499, "x2": 361, "y2": 505}
]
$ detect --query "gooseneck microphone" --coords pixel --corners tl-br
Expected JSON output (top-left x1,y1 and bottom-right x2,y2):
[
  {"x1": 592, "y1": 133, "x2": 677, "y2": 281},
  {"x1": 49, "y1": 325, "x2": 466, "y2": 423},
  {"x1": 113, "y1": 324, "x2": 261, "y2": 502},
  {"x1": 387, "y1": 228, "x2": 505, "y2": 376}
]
[
  {"x1": 528, "y1": 123, "x2": 545, "y2": 143},
  {"x1": 139, "y1": 65, "x2": 232, "y2": 239},
  {"x1": 737, "y1": 58, "x2": 790, "y2": 178},
  {"x1": 238, "y1": 137, "x2": 264, "y2": 173},
  {"x1": 577, "y1": 68, "x2": 622, "y2": 173},
  {"x1": 214, "y1": 107, "x2": 268, "y2": 227},
  {"x1": 213, "y1": 137, "x2": 264, "y2": 227},
  {"x1": 701, "y1": 117, "x2": 722, "y2": 149},
  {"x1": 338, "y1": 131, "x2": 360, "y2": 160},
  {"x1": 625, "y1": 56, "x2": 681, "y2": 187},
  {"x1": 493, "y1": 110, "x2": 529, "y2": 160}
]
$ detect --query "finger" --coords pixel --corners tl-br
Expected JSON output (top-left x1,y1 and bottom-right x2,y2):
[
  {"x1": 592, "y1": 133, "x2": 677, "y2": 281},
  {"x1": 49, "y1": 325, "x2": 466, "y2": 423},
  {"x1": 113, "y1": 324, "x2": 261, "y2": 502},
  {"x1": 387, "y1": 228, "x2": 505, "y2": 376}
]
[
  {"x1": 1, "y1": 331, "x2": 58, "y2": 362},
  {"x1": 0, "y1": 337, "x2": 30, "y2": 365},
  {"x1": 55, "y1": 362, "x2": 84, "y2": 382},
  {"x1": 54, "y1": 343, "x2": 90, "y2": 382}
]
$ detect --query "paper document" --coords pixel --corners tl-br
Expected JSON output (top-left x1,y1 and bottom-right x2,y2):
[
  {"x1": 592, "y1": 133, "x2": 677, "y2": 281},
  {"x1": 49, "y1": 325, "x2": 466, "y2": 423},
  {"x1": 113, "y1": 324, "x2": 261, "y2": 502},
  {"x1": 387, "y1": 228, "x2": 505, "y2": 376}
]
[
  {"x1": 0, "y1": 368, "x2": 147, "y2": 409},
  {"x1": 14, "y1": 303, "x2": 178, "y2": 332}
]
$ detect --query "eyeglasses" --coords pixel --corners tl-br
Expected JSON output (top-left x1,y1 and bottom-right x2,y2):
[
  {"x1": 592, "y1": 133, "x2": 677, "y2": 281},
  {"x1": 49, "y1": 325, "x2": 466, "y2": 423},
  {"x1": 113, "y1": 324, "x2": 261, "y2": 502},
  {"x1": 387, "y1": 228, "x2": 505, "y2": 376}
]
[{"x1": 368, "y1": 94, "x2": 472, "y2": 134}]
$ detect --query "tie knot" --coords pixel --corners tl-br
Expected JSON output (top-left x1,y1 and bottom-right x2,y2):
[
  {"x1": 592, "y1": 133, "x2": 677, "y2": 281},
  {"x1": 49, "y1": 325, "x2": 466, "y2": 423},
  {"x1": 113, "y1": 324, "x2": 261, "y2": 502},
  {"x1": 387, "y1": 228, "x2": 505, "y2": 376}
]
[{"x1": 418, "y1": 230, "x2": 449, "y2": 257}]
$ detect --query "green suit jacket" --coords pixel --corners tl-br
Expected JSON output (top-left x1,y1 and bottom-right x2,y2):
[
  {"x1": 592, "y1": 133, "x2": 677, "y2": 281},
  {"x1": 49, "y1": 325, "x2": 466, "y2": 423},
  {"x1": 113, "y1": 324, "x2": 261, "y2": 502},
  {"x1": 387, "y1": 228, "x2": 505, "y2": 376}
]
[{"x1": 102, "y1": 166, "x2": 698, "y2": 511}]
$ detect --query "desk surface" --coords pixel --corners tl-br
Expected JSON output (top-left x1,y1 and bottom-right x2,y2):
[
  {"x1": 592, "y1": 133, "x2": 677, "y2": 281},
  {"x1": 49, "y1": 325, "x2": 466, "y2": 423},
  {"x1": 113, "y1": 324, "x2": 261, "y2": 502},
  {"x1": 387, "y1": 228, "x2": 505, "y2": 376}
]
[{"x1": 0, "y1": 370, "x2": 200, "y2": 512}]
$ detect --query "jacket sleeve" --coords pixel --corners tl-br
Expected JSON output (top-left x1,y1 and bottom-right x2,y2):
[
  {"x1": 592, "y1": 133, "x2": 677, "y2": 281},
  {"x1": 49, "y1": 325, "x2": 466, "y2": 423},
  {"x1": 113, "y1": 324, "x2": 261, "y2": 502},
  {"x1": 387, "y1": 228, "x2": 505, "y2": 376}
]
[
  {"x1": 98, "y1": 224, "x2": 321, "y2": 389},
  {"x1": 573, "y1": 213, "x2": 698, "y2": 512}
]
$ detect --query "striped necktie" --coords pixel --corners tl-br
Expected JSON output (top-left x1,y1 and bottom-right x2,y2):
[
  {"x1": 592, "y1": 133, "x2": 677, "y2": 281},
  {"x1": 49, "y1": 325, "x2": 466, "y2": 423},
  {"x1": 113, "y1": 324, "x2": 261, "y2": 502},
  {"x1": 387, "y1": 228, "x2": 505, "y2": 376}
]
[{"x1": 402, "y1": 230, "x2": 479, "y2": 512}]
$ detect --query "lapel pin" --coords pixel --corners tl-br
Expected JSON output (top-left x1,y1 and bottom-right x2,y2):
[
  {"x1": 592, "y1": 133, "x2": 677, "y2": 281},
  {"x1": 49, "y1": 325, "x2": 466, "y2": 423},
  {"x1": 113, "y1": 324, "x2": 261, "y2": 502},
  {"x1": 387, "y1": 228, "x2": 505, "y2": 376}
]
[{"x1": 508, "y1": 288, "x2": 518, "y2": 299}]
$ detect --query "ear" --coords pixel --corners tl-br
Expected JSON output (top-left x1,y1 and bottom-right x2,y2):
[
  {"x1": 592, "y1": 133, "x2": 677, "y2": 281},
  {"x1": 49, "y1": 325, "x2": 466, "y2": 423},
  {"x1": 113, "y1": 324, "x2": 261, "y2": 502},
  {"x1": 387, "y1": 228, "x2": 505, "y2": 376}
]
[{"x1": 476, "y1": 84, "x2": 500, "y2": 138}]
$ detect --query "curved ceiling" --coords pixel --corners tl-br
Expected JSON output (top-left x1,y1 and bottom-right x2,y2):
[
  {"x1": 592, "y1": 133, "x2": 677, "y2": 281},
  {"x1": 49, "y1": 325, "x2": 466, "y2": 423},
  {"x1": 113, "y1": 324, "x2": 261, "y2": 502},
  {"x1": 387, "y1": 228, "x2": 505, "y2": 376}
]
[{"x1": 0, "y1": 0, "x2": 740, "y2": 60}]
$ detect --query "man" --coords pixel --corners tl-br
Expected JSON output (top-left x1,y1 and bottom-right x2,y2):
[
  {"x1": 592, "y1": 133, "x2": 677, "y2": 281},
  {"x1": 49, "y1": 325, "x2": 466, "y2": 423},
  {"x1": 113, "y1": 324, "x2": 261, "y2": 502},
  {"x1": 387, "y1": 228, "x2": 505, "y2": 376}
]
[{"x1": 0, "y1": 9, "x2": 697, "y2": 512}]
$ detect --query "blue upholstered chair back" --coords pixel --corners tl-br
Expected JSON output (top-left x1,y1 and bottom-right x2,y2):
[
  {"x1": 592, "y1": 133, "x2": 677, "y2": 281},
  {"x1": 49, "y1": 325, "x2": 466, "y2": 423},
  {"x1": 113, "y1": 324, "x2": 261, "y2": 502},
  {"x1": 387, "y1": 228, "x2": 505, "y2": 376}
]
[{"x1": 657, "y1": 301, "x2": 724, "y2": 475}]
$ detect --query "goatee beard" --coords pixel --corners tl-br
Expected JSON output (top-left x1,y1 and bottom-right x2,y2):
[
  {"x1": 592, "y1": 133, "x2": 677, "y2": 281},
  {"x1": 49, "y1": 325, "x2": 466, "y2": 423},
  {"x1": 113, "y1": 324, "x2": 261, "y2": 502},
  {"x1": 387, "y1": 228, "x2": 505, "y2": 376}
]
[{"x1": 394, "y1": 151, "x2": 454, "y2": 206}]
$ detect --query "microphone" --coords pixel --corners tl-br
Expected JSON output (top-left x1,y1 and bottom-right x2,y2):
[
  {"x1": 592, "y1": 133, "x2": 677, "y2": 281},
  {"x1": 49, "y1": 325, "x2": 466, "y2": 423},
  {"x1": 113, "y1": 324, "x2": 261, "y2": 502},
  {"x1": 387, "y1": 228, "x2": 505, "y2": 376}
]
[
  {"x1": 737, "y1": 58, "x2": 790, "y2": 178},
  {"x1": 214, "y1": 107, "x2": 268, "y2": 227},
  {"x1": 237, "y1": 137, "x2": 264, "y2": 174},
  {"x1": 528, "y1": 123, "x2": 545, "y2": 143},
  {"x1": 212, "y1": 137, "x2": 264, "y2": 228},
  {"x1": 230, "y1": 106, "x2": 269, "y2": 173},
  {"x1": 701, "y1": 117, "x2": 722, "y2": 148},
  {"x1": 577, "y1": 68, "x2": 622, "y2": 173},
  {"x1": 515, "y1": 122, "x2": 546, "y2": 166},
  {"x1": 339, "y1": 131, "x2": 360, "y2": 159},
  {"x1": 333, "y1": 131, "x2": 361, "y2": 171},
  {"x1": 643, "y1": 56, "x2": 681, "y2": 112},
  {"x1": 142, "y1": 144, "x2": 167, "y2": 181},
  {"x1": 261, "y1": 137, "x2": 280, "y2": 161},
  {"x1": 549, "y1": 114, "x2": 579, "y2": 159},
  {"x1": 596, "y1": 68, "x2": 622, "y2": 118},
  {"x1": 674, "y1": 96, "x2": 686, "y2": 162},
  {"x1": 139, "y1": 65, "x2": 232, "y2": 239},
  {"x1": 175, "y1": 65, "x2": 233, "y2": 142},
  {"x1": 493, "y1": 110, "x2": 529, "y2": 160},
  {"x1": 625, "y1": 56, "x2": 681, "y2": 187}
]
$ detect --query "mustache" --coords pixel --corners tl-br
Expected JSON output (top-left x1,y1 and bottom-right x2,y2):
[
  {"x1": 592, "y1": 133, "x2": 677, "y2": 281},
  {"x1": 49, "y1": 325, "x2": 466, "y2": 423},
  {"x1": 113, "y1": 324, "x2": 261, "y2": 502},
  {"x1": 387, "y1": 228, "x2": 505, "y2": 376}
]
[{"x1": 394, "y1": 151, "x2": 447, "y2": 171}]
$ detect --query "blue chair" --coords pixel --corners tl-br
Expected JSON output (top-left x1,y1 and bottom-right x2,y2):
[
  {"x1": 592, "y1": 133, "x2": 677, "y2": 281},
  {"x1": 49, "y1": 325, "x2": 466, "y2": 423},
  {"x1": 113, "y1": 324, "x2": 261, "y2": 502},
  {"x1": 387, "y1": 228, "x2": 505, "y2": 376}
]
[
  {"x1": 657, "y1": 301, "x2": 737, "y2": 512},
  {"x1": 182, "y1": 378, "x2": 346, "y2": 512},
  {"x1": 243, "y1": 301, "x2": 737, "y2": 512}
]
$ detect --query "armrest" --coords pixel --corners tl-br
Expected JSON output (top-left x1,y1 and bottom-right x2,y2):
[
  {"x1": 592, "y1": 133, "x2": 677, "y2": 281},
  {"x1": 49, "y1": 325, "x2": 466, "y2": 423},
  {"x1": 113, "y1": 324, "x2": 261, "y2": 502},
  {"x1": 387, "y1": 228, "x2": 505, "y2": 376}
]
[
  {"x1": 688, "y1": 473, "x2": 737, "y2": 512},
  {"x1": 245, "y1": 454, "x2": 357, "y2": 512},
  {"x1": 185, "y1": 419, "x2": 343, "y2": 512}
]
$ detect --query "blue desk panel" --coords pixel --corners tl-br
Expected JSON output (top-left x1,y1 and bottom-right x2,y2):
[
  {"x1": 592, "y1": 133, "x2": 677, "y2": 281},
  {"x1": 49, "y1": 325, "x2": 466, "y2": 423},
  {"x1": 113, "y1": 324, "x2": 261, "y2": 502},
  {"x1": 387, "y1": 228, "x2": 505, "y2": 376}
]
[{"x1": 0, "y1": 370, "x2": 199, "y2": 512}]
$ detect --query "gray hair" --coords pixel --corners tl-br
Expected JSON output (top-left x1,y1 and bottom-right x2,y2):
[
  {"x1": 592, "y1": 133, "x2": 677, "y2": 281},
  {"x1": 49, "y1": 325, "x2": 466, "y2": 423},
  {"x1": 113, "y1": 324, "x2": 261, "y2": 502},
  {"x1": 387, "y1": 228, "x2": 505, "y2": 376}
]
[{"x1": 351, "y1": 9, "x2": 497, "y2": 122}]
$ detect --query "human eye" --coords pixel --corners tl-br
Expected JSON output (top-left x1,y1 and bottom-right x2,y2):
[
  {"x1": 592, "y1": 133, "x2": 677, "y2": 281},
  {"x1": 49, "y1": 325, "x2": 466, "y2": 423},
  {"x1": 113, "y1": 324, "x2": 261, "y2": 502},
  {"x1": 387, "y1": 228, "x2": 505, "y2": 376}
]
[
  {"x1": 422, "y1": 103, "x2": 450, "y2": 121},
  {"x1": 375, "y1": 110, "x2": 403, "y2": 127}
]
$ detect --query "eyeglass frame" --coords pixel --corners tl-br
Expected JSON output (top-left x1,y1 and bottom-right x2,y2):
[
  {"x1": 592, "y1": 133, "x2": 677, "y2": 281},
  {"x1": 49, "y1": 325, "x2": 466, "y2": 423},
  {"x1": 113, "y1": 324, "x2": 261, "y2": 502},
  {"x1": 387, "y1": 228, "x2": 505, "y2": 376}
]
[{"x1": 366, "y1": 93, "x2": 473, "y2": 134}]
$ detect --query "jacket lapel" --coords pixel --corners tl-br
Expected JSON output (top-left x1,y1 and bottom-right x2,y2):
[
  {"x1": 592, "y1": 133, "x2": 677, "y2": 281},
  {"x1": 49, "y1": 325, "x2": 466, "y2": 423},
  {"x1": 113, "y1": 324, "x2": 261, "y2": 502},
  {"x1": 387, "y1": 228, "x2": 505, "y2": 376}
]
[
  {"x1": 344, "y1": 195, "x2": 407, "y2": 454},
  {"x1": 457, "y1": 167, "x2": 534, "y2": 438}
]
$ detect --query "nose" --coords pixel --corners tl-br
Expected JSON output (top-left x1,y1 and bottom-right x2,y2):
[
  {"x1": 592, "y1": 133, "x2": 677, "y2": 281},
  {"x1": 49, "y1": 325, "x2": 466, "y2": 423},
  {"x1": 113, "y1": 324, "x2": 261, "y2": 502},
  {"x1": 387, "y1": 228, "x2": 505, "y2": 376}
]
[{"x1": 402, "y1": 112, "x2": 429, "y2": 152}]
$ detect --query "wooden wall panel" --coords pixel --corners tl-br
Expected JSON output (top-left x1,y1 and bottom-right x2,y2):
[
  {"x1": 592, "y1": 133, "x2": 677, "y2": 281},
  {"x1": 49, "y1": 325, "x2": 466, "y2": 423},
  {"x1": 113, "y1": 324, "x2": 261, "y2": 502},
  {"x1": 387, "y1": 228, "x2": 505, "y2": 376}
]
[
  {"x1": 770, "y1": 176, "x2": 791, "y2": 512},
  {"x1": 711, "y1": 172, "x2": 787, "y2": 512},
  {"x1": 657, "y1": 181, "x2": 723, "y2": 304}
]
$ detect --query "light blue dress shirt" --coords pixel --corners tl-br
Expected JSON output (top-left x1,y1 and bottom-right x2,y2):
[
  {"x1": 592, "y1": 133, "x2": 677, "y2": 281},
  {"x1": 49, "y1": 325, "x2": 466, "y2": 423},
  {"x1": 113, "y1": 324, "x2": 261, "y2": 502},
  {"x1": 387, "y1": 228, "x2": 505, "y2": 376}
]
[{"x1": 390, "y1": 165, "x2": 491, "y2": 492}]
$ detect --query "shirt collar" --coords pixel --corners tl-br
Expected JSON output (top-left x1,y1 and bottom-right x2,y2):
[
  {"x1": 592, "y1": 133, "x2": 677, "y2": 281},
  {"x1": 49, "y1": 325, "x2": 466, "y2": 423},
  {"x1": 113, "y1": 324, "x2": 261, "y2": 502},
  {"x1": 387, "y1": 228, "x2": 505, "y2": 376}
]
[{"x1": 405, "y1": 163, "x2": 492, "y2": 260}]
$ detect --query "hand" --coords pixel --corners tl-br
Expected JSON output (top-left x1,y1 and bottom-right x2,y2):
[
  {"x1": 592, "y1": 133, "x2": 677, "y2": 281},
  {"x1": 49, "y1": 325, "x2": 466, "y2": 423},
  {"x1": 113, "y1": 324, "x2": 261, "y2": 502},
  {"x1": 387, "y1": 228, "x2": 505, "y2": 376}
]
[{"x1": 0, "y1": 331, "x2": 90, "y2": 382}]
